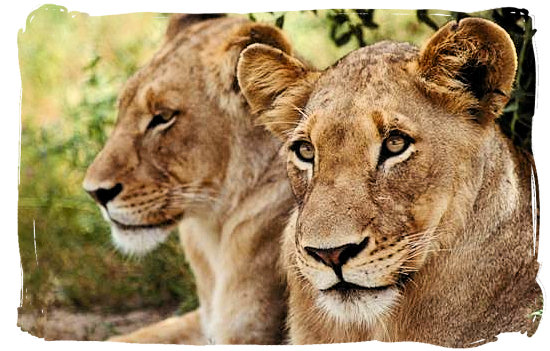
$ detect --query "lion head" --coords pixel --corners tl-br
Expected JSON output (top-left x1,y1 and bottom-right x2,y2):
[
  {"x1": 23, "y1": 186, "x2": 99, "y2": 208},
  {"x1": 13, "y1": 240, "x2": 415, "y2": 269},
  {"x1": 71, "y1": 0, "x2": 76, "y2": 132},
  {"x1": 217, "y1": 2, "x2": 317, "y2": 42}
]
[
  {"x1": 238, "y1": 18, "x2": 521, "y2": 328},
  {"x1": 83, "y1": 14, "x2": 292, "y2": 255}
]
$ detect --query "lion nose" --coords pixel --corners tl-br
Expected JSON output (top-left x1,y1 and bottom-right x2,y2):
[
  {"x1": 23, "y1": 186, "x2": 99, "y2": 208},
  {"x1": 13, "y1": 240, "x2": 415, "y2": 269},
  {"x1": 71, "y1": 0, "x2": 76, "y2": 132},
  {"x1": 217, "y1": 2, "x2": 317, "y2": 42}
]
[
  {"x1": 304, "y1": 237, "x2": 369, "y2": 268},
  {"x1": 85, "y1": 183, "x2": 123, "y2": 207}
]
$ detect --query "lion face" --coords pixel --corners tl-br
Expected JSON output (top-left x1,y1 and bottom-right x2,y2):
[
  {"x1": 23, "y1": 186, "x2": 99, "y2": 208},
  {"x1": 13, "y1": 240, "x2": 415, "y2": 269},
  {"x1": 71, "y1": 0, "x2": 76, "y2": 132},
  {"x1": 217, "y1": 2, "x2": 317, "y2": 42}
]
[
  {"x1": 282, "y1": 48, "x2": 463, "y2": 322},
  {"x1": 238, "y1": 18, "x2": 517, "y2": 324},
  {"x1": 83, "y1": 43, "x2": 231, "y2": 255},
  {"x1": 83, "y1": 15, "x2": 293, "y2": 255}
]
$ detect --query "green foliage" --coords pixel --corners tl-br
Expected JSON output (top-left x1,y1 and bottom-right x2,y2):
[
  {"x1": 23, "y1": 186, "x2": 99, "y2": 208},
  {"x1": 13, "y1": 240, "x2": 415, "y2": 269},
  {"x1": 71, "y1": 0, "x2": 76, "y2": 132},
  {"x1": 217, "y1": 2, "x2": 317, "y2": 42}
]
[{"x1": 247, "y1": 10, "x2": 434, "y2": 69}]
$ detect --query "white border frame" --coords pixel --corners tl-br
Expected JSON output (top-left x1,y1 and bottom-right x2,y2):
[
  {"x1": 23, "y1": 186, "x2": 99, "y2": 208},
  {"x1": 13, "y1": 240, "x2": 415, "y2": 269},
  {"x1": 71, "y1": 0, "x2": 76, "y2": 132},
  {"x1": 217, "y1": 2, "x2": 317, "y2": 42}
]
[{"x1": 2, "y1": 1, "x2": 547, "y2": 350}]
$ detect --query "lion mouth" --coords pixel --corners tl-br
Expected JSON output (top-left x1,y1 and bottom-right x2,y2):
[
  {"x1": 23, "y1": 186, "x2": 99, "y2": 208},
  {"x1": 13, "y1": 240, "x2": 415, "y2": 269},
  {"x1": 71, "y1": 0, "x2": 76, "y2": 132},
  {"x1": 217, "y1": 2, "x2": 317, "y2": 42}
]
[
  {"x1": 110, "y1": 213, "x2": 184, "y2": 231},
  {"x1": 323, "y1": 281, "x2": 393, "y2": 294},
  {"x1": 320, "y1": 272, "x2": 414, "y2": 298}
]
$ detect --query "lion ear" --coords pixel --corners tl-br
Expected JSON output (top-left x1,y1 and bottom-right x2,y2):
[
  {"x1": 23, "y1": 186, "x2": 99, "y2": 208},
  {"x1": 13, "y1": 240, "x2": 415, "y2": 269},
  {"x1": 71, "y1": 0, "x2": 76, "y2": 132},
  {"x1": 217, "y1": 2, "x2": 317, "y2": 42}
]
[
  {"x1": 165, "y1": 13, "x2": 225, "y2": 41},
  {"x1": 237, "y1": 43, "x2": 318, "y2": 140},
  {"x1": 417, "y1": 18, "x2": 517, "y2": 124},
  {"x1": 239, "y1": 23, "x2": 293, "y2": 55}
]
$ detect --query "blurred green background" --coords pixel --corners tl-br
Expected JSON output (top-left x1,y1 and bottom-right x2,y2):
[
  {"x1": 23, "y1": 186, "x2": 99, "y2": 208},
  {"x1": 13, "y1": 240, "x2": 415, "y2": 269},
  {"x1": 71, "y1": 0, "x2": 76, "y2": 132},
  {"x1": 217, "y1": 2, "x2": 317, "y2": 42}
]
[{"x1": 17, "y1": 4, "x2": 536, "y2": 337}]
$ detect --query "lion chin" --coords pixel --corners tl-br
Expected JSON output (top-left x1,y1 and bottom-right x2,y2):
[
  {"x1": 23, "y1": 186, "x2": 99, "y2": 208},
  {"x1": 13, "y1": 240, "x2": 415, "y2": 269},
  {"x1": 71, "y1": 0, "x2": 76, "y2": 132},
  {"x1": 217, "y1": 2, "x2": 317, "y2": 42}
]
[
  {"x1": 110, "y1": 224, "x2": 171, "y2": 256},
  {"x1": 97, "y1": 205, "x2": 175, "y2": 255},
  {"x1": 316, "y1": 286, "x2": 400, "y2": 326}
]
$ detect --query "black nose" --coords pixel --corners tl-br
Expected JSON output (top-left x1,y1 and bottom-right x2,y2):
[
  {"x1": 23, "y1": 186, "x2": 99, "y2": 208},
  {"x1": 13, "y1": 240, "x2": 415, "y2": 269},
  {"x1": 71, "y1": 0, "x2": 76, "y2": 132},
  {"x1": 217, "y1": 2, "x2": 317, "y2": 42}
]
[
  {"x1": 305, "y1": 237, "x2": 369, "y2": 268},
  {"x1": 87, "y1": 183, "x2": 123, "y2": 207}
]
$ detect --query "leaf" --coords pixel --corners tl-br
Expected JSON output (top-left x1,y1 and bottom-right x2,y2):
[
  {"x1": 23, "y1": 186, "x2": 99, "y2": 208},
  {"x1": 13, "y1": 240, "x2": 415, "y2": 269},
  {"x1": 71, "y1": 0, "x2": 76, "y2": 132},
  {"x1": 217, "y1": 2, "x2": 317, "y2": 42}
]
[
  {"x1": 329, "y1": 10, "x2": 349, "y2": 25},
  {"x1": 334, "y1": 30, "x2": 353, "y2": 47},
  {"x1": 275, "y1": 15, "x2": 285, "y2": 29},
  {"x1": 83, "y1": 55, "x2": 101, "y2": 71},
  {"x1": 416, "y1": 10, "x2": 438, "y2": 31},
  {"x1": 351, "y1": 25, "x2": 366, "y2": 47},
  {"x1": 354, "y1": 9, "x2": 378, "y2": 29}
]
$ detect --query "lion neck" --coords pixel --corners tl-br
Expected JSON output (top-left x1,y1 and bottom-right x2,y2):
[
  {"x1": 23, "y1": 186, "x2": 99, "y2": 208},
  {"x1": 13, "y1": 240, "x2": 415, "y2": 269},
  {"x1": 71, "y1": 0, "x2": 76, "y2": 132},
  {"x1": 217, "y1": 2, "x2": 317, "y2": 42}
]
[
  {"x1": 219, "y1": 118, "x2": 287, "y2": 217},
  {"x1": 178, "y1": 115, "x2": 293, "y2": 343}
]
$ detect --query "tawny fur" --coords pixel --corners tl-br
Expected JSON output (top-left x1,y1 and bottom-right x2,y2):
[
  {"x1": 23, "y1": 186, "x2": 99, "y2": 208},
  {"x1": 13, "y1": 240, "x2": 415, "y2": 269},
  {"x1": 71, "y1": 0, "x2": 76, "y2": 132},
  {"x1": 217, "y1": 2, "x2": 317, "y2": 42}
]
[
  {"x1": 84, "y1": 15, "x2": 295, "y2": 344},
  {"x1": 238, "y1": 18, "x2": 541, "y2": 347}
]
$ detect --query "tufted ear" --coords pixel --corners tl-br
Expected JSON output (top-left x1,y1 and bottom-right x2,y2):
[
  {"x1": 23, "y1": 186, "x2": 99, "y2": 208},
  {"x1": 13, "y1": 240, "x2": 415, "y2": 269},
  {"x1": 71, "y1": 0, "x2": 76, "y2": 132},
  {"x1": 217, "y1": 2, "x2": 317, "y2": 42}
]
[
  {"x1": 165, "y1": 13, "x2": 225, "y2": 41},
  {"x1": 237, "y1": 43, "x2": 319, "y2": 140},
  {"x1": 417, "y1": 18, "x2": 517, "y2": 124}
]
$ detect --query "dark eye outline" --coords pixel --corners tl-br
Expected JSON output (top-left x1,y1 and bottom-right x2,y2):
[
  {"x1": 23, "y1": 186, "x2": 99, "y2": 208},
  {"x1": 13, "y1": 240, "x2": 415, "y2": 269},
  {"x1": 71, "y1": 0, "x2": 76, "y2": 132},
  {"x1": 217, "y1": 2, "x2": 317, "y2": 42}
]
[
  {"x1": 290, "y1": 140, "x2": 315, "y2": 163},
  {"x1": 146, "y1": 110, "x2": 179, "y2": 130},
  {"x1": 377, "y1": 130, "x2": 414, "y2": 166}
]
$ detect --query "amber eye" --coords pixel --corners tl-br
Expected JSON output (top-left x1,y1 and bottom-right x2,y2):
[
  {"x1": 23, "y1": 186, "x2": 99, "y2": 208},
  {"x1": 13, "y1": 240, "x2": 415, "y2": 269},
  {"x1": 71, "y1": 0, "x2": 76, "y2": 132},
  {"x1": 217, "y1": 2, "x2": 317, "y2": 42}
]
[
  {"x1": 385, "y1": 134, "x2": 407, "y2": 154},
  {"x1": 147, "y1": 110, "x2": 179, "y2": 130},
  {"x1": 291, "y1": 141, "x2": 315, "y2": 163},
  {"x1": 378, "y1": 131, "x2": 413, "y2": 165}
]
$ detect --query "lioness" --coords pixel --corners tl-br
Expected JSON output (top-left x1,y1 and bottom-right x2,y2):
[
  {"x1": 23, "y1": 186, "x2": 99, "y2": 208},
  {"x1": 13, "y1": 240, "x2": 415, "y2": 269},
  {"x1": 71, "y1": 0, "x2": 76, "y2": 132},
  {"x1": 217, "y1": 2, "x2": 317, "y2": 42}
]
[
  {"x1": 83, "y1": 14, "x2": 295, "y2": 344},
  {"x1": 238, "y1": 18, "x2": 542, "y2": 346}
]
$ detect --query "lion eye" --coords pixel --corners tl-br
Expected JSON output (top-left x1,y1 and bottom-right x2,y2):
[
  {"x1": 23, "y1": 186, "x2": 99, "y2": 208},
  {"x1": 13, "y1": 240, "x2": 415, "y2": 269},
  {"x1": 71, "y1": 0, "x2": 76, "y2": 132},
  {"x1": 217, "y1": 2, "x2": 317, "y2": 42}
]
[
  {"x1": 378, "y1": 131, "x2": 413, "y2": 165},
  {"x1": 385, "y1": 135, "x2": 407, "y2": 154},
  {"x1": 147, "y1": 110, "x2": 179, "y2": 130},
  {"x1": 291, "y1": 141, "x2": 315, "y2": 163}
]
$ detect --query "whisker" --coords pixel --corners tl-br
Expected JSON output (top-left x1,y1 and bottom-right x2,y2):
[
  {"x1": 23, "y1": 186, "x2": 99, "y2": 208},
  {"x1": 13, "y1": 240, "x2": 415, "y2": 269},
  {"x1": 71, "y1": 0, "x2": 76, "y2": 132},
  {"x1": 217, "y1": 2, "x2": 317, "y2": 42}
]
[
  {"x1": 261, "y1": 120, "x2": 302, "y2": 127},
  {"x1": 291, "y1": 104, "x2": 310, "y2": 120}
]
